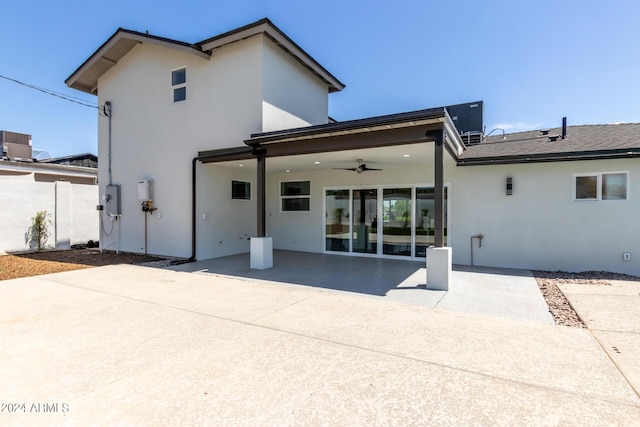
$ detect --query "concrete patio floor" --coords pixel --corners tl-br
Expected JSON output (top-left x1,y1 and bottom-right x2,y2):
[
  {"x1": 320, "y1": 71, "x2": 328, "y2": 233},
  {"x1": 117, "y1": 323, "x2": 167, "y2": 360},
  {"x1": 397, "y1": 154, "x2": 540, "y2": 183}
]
[
  {"x1": 171, "y1": 250, "x2": 554, "y2": 324},
  {"x1": 1, "y1": 263, "x2": 639, "y2": 425}
]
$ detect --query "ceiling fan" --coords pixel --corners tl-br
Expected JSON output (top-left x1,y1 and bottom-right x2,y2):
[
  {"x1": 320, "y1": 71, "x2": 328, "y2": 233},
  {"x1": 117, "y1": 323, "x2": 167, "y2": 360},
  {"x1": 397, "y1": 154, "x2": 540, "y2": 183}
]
[{"x1": 333, "y1": 159, "x2": 382, "y2": 174}]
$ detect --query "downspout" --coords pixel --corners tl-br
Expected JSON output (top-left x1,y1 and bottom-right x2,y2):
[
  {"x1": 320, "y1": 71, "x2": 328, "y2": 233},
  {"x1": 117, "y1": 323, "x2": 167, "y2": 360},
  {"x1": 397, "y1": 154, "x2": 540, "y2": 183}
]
[{"x1": 190, "y1": 156, "x2": 199, "y2": 261}]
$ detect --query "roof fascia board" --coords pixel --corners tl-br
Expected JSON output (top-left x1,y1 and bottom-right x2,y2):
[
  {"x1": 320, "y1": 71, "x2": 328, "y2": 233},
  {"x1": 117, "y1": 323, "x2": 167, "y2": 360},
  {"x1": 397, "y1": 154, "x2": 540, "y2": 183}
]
[
  {"x1": 245, "y1": 108, "x2": 447, "y2": 145},
  {"x1": 457, "y1": 148, "x2": 640, "y2": 166},
  {"x1": 65, "y1": 29, "x2": 209, "y2": 93},
  {"x1": 200, "y1": 19, "x2": 345, "y2": 93}
]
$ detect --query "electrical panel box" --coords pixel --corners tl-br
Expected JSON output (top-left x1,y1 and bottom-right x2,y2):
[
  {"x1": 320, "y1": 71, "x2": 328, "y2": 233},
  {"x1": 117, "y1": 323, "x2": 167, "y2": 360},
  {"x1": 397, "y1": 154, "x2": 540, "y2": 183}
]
[
  {"x1": 138, "y1": 179, "x2": 153, "y2": 202},
  {"x1": 104, "y1": 184, "x2": 121, "y2": 216}
]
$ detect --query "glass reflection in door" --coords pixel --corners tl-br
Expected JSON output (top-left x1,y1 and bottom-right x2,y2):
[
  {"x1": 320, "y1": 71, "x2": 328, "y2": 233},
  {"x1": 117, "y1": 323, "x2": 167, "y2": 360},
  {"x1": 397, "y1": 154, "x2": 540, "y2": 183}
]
[
  {"x1": 383, "y1": 188, "x2": 412, "y2": 256},
  {"x1": 325, "y1": 189, "x2": 350, "y2": 252},
  {"x1": 352, "y1": 189, "x2": 378, "y2": 254},
  {"x1": 415, "y1": 187, "x2": 448, "y2": 257}
]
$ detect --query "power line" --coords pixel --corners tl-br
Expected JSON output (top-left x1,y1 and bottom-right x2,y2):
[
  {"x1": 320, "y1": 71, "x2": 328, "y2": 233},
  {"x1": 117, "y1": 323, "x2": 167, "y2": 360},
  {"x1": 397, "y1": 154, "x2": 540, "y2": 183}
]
[{"x1": 0, "y1": 73, "x2": 99, "y2": 109}]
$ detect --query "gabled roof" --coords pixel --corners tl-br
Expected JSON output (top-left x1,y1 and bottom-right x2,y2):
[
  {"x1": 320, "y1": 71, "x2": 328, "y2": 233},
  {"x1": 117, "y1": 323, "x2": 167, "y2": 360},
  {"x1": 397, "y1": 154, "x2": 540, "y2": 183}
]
[
  {"x1": 198, "y1": 18, "x2": 344, "y2": 93},
  {"x1": 65, "y1": 29, "x2": 209, "y2": 94},
  {"x1": 66, "y1": 18, "x2": 344, "y2": 95},
  {"x1": 458, "y1": 123, "x2": 640, "y2": 165}
]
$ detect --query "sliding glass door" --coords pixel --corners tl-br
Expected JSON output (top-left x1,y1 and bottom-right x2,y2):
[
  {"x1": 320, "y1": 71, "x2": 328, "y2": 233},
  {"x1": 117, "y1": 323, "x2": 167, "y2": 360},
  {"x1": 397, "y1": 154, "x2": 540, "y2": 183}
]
[{"x1": 325, "y1": 186, "x2": 448, "y2": 258}]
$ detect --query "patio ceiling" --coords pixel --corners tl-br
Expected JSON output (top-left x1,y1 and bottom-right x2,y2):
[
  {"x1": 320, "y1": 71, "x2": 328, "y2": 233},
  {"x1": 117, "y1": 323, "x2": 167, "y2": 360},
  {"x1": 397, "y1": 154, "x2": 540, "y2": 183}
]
[{"x1": 212, "y1": 143, "x2": 434, "y2": 173}]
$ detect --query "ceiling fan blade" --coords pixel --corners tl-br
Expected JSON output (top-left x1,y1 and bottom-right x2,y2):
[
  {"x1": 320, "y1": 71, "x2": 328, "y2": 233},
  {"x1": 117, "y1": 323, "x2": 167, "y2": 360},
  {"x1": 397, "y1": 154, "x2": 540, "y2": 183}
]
[{"x1": 332, "y1": 167, "x2": 358, "y2": 171}]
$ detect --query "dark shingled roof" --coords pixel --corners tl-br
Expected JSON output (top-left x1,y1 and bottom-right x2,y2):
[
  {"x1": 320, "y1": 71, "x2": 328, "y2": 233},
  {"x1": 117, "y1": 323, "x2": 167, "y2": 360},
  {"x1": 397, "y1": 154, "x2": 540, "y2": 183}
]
[{"x1": 458, "y1": 123, "x2": 640, "y2": 165}]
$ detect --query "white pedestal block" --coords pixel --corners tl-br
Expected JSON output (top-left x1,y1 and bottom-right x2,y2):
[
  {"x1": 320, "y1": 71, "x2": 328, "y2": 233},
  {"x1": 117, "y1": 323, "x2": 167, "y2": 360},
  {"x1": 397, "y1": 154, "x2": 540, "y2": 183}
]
[
  {"x1": 426, "y1": 246, "x2": 452, "y2": 291},
  {"x1": 250, "y1": 237, "x2": 273, "y2": 270}
]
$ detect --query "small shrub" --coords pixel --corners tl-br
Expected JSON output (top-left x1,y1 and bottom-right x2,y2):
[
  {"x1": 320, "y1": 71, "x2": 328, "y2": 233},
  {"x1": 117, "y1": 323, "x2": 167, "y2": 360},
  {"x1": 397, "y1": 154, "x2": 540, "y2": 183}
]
[{"x1": 26, "y1": 210, "x2": 52, "y2": 251}]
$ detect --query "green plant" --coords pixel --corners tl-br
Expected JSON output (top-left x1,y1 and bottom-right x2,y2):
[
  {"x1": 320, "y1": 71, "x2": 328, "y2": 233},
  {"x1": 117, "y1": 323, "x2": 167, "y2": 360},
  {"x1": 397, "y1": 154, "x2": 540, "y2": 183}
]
[{"x1": 26, "y1": 210, "x2": 52, "y2": 251}]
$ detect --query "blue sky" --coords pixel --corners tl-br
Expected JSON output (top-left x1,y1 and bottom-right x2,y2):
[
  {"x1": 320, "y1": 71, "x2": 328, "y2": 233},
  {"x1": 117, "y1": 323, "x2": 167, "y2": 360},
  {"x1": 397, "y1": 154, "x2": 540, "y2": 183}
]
[{"x1": 2, "y1": 0, "x2": 639, "y2": 157}]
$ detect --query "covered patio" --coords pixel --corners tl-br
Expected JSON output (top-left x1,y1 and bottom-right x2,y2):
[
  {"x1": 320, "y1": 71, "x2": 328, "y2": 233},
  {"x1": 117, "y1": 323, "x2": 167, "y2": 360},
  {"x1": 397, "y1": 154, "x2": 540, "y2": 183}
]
[{"x1": 192, "y1": 107, "x2": 465, "y2": 289}]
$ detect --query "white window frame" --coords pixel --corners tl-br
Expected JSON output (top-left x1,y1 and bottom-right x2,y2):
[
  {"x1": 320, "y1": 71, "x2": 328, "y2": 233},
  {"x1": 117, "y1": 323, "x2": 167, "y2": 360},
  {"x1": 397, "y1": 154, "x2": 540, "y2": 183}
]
[
  {"x1": 171, "y1": 67, "x2": 186, "y2": 103},
  {"x1": 573, "y1": 172, "x2": 629, "y2": 201},
  {"x1": 231, "y1": 180, "x2": 252, "y2": 201},
  {"x1": 280, "y1": 180, "x2": 311, "y2": 212}
]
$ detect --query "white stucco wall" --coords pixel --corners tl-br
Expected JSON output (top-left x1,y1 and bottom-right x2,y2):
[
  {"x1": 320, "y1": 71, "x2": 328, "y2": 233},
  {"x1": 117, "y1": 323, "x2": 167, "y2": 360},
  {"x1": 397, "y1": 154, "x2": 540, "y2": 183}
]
[
  {"x1": 447, "y1": 158, "x2": 640, "y2": 276},
  {"x1": 261, "y1": 37, "x2": 329, "y2": 131},
  {"x1": 195, "y1": 164, "x2": 256, "y2": 260},
  {"x1": 0, "y1": 181, "x2": 98, "y2": 252},
  {"x1": 97, "y1": 38, "x2": 264, "y2": 257},
  {"x1": 95, "y1": 33, "x2": 333, "y2": 258}
]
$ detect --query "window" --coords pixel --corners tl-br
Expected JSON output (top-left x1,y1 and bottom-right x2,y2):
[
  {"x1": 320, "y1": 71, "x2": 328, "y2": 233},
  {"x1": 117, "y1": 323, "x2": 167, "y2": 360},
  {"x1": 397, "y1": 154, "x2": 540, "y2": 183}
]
[
  {"x1": 574, "y1": 172, "x2": 628, "y2": 201},
  {"x1": 171, "y1": 68, "x2": 186, "y2": 102},
  {"x1": 232, "y1": 180, "x2": 251, "y2": 200},
  {"x1": 281, "y1": 181, "x2": 310, "y2": 211}
]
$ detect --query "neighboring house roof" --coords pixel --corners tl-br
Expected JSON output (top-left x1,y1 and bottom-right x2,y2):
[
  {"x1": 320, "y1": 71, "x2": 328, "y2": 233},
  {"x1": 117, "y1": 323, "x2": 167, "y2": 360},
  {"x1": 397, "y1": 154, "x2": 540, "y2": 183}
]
[
  {"x1": 66, "y1": 18, "x2": 344, "y2": 95},
  {"x1": 41, "y1": 153, "x2": 98, "y2": 168},
  {"x1": 458, "y1": 123, "x2": 640, "y2": 165}
]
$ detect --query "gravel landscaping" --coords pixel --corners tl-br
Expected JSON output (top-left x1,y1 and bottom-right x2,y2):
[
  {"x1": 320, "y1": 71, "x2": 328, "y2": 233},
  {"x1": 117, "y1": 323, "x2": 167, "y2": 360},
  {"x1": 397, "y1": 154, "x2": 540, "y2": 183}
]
[{"x1": 532, "y1": 270, "x2": 640, "y2": 328}]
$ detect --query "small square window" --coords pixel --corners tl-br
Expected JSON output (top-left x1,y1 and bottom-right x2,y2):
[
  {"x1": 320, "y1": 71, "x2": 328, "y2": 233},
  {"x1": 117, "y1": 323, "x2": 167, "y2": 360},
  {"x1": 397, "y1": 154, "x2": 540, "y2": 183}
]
[
  {"x1": 232, "y1": 180, "x2": 251, "y2": 200},
  {"x1": 602, "y1": 173, "x2": 627, "y2": 200},
  {"x1": 172, "y1": 68, "x2": 186, "y2": 86},
  {"x1": 173, "y1": 86, "x2": 186, "y2": 102},
  {"x1": 575, "y1": 176, "x2": 597, "y2": 200}
]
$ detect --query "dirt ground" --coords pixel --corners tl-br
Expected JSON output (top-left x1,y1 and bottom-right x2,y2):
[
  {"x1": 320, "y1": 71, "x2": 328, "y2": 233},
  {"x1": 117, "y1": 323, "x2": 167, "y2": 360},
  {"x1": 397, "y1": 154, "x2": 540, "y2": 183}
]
[{"x1": 0, "y1": 249, "x2": 165, "y2": 281}]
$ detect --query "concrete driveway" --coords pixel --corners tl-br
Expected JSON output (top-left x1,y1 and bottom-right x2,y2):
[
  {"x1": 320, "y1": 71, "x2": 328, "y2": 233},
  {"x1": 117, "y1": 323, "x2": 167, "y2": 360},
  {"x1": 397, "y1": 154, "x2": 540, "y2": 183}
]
[{"x1": 1, "y1": 264, "x2": 639, "y2": 426}]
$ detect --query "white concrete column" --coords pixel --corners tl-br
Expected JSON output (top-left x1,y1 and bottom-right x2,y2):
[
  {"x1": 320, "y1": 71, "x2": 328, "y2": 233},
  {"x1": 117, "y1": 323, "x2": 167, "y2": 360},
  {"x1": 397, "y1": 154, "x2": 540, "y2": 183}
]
[
  {"x1": 426, "y1": 246, "x2": 452, "y2": 290},
  {"x1": 55, "y1": 181, "x2": 72, "y2": 249},
  {"x1": 250, "y1": 237, "x2": 273, "y2": 270}
]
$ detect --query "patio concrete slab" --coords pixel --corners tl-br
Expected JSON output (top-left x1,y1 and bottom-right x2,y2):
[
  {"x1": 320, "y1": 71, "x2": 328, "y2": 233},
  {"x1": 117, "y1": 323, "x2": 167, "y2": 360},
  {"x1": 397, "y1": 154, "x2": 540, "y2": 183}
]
[
  {"x1": 2, "y1": 265, "x2": 639, "y2": 425},
  {"x1": 559, "y1": 279, "x2": 640, "y2": 400},
  {"x1": 172, "y1": 251, "x2": 554, "y2": 324}
]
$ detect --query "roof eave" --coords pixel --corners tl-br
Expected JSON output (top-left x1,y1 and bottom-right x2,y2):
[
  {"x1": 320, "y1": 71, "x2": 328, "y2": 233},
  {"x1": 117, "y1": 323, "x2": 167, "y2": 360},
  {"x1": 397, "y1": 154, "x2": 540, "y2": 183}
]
[
  {"x1": 65, "y1": 29, "x2": 210, "y2": 95},
  {"x1": 457, "y1": 148, "x2": 640, "y2": 166},
  {"x1": 245, "y1": 107, "x2": 448, "y2": 146}
]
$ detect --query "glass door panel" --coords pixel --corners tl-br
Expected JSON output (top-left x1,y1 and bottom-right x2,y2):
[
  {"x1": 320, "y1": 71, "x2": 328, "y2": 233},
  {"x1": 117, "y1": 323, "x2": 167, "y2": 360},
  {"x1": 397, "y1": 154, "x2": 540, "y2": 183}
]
[
  {"x1": 415, "y1": 187, "x2": 448, "y2": 257},
  {"x1": 352, "y1": 189, "x2": 378, "y2": 254},
  {"x1": 383, "y1": 188, "x2": 412, "y2": 256},
  {"x1": 325, "y1": 189, "x2": 350, "y2": 252}
]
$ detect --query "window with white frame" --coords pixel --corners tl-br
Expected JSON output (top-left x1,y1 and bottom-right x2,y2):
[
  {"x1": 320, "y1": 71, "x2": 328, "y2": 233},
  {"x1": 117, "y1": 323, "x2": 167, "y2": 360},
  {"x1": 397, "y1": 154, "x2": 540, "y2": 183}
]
[
  {"x1": 574, "y1": 172, "x2": 628, "y2": 201},
  {"x1": 232, "y1": 180, "x2": 251, "y2": 200},
  {"x1": 281, "y1": 181, "x2": 310, "y2": 211},
  {"x1": 171, "y1": 67, "x2": 186, "y2": 102}
]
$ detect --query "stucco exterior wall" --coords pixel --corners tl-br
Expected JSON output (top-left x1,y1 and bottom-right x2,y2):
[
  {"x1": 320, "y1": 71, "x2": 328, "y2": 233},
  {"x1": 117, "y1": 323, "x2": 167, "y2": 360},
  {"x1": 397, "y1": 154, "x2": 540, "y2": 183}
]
[
  {"x1": 447, "y1": 158, "x2": 639, "y2": 276},
  {"x1": 95, "y1": 34, "x2": 332, "y2": 258},
  {"x1": 261, "y1": 37, "x2": 329, "y2": 131},
  {"x1": 0, "y1": 181, "x2": 98, "y2": 252},
  {"x1": 97, "y1": 38, "x2": 264, "y2": 257}
]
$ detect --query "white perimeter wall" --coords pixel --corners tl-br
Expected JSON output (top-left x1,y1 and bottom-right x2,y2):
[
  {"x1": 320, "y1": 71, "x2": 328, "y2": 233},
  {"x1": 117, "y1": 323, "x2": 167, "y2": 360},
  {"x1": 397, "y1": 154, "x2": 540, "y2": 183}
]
[{"x1": 0, "y1": 181, "x2": 98, "y2": 252}]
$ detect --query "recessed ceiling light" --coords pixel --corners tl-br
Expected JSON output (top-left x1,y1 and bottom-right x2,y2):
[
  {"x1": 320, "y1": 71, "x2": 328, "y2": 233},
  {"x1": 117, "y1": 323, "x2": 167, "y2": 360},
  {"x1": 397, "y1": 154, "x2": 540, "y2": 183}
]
[
  {"x1": 285, "y1": 169, "x2": 290, "y2": 173},
  {"x1": 403, "y1": 154, "x2": 410, "y2": 158},
  {"x1": 314, "y1": 161, "x2": 320, "y2": 164},
  {"x1": 239, "y1": 164, "x2": 244, "y2": 167}
]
